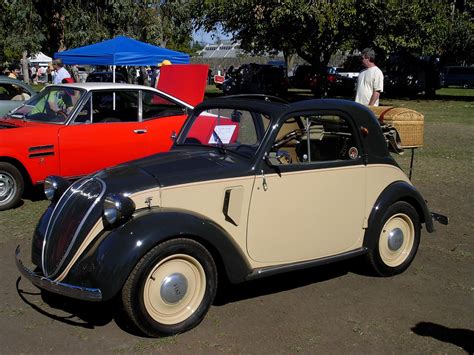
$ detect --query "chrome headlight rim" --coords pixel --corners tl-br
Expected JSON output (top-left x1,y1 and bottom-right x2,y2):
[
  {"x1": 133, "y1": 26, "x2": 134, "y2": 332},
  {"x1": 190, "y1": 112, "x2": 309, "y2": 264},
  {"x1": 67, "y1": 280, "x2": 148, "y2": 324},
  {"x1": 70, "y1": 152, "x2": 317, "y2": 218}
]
[
  {"x1": 44, "y1": 175, "x2": 70, "y2": 202},
  {"x1": 103, "y1": 193, "x2": 136, "y2": 225}
]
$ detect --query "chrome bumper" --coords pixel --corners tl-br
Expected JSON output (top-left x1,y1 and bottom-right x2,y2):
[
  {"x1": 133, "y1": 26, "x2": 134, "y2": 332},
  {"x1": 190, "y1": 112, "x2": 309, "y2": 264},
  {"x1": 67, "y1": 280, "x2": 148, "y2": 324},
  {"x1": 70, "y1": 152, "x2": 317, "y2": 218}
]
[{"x1": 15, "y1": 246, "x2": 102, "y2": 302}]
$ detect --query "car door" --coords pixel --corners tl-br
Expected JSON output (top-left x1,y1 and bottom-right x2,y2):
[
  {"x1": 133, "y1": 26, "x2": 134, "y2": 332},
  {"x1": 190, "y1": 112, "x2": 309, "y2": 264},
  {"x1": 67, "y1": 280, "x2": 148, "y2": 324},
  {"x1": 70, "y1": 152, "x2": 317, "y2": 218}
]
[
  {"x1": 140, "y1": 90, "x2": 188, "y2": 155},
  {"x1": 247, "y1": 111, "x2": 367, "y2": 263},
  {"x1": 58, "y1": 89, "x2": 152, "y2": 178}
]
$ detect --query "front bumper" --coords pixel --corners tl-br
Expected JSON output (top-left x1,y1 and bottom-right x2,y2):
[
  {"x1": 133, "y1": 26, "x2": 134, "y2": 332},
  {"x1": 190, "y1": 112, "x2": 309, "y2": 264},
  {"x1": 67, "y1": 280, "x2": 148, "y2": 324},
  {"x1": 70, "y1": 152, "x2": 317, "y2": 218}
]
[{"x1": 15, "y1": 246, "x2": 102, "y2": 302}]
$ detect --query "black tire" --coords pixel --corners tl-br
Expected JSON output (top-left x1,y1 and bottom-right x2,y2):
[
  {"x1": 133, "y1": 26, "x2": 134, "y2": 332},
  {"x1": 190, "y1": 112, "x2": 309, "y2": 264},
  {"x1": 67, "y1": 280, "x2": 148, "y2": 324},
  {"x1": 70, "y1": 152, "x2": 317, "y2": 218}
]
[
  {"x1": 366, "y1": 201, "x2": 421, "y2": 277},
  {"x1": 122, "y1": 238, "x2": 217, "y2": 336},
  {"x1": 0, "y1": 162, "x2": 24, "y2": 211}
]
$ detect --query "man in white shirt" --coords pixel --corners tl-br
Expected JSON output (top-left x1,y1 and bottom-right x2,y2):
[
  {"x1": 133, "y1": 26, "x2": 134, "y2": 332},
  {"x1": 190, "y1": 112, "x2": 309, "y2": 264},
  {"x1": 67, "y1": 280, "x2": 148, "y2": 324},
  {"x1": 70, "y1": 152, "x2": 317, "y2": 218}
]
[
  {"x1": 355, "y1": 48, "x2": 384, "y2": 106},
  {"x1": 52, "y1": 59, "x2": 71, "y2": 84}
]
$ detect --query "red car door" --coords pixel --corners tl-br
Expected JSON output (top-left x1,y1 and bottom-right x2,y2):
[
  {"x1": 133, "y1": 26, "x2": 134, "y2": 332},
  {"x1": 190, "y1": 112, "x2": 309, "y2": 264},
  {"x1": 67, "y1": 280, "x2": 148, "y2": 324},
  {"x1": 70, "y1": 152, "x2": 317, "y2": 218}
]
[
  {"x1": 140, "y1": 90, "x2": 188, "y2": 155},
  {"x1": 58, "y1": 121, "x2": 151, "y2": 178},
  {"x1": 58, "y1": 90, "x2": 151, "y2": 178}
]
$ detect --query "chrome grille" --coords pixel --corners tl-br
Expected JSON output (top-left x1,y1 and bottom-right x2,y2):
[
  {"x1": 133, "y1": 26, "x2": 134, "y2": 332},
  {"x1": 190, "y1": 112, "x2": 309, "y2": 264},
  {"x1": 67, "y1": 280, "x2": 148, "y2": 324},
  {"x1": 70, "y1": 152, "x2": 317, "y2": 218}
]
[{"x1": 42, "y1": 178, "x2": 106, "y2": 278}]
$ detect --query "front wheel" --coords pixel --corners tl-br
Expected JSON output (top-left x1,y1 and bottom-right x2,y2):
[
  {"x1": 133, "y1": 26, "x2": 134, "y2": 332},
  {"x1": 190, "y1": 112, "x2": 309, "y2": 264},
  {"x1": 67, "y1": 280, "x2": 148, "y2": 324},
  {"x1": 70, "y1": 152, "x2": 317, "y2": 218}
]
[
  {"x1": 0, "y1": 162, "x2": 24, "y2": 211},
  {"x1": 367, "y1": 201, "x2": 421, "y2": 276},
  {"x1": 122, "y1": 238, "x2": 217, "y2": 336}
]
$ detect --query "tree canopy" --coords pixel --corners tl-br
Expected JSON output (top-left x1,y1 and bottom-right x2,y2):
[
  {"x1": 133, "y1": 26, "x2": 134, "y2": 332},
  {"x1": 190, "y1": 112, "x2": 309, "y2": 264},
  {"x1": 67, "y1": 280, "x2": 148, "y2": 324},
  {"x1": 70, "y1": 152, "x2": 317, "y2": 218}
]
[
  {"x1": 194, "y1": 0, "x2": 473, "y2": 68},
  {"x1": 0, "y1": 0, "x2": 195, "y2": 63}
]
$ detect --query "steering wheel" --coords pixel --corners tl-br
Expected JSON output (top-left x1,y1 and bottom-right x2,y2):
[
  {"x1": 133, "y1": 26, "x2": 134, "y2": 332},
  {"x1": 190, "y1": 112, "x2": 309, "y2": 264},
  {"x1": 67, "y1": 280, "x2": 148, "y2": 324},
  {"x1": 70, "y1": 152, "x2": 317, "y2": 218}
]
[{"x1": 55, "y1": 110, "x2": 68, "y2": 121}]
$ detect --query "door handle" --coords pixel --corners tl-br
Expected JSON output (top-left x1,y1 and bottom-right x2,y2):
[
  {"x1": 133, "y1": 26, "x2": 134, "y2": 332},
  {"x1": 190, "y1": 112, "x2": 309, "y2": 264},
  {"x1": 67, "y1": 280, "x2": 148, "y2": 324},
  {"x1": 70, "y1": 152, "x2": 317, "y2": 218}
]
[{"x1": 133, "y1": 129, "x2": 147, "y2": 134}]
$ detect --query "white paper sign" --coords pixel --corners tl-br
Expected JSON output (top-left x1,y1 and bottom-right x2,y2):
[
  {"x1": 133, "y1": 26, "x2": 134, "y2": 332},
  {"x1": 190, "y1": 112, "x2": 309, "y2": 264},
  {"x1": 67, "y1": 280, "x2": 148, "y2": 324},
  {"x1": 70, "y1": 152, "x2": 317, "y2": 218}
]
[{"x1": 208, "y1": 125, "x2": 236, "y2": 144}]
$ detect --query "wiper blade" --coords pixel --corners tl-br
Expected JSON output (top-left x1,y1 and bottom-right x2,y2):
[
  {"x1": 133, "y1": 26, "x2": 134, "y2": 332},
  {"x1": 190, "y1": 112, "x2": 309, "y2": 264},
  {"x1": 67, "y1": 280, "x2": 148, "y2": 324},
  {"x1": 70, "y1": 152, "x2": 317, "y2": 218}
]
[{"x1": 9, "y1": 112, "x2": 26, "y2": 120}]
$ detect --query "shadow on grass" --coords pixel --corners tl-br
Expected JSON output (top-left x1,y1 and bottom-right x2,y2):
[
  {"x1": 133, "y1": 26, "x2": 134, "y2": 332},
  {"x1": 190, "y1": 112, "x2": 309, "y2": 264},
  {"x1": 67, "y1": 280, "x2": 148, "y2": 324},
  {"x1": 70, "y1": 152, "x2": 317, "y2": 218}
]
[
  {"x1": 16, "y1": 276, "x2": 145, "y2": 337},
  {"x1": 16, "y1": 257, "x2": 366, "y2": 337},
  {"x1": 411, "y1": 322, "x2": 473, "y2": 354},
  {"x1": 214, "y1": 258, "x2": 362, "y2": 306}
]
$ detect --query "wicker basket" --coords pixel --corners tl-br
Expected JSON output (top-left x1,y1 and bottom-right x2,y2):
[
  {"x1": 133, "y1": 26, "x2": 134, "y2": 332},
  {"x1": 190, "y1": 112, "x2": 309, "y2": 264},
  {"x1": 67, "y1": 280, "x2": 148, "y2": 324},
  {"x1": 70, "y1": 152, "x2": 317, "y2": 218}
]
[{"x1": 368, "y1": 106, "x2": 424, "y2": 148}]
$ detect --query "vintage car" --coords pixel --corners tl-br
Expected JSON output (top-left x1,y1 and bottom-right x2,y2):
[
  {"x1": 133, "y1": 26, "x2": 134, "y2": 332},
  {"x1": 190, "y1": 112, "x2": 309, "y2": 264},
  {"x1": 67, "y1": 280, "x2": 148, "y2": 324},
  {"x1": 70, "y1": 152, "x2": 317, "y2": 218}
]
[
  {"x1": 0, "y1": 72, "x2": 207, "y2": 210},
  {"x1": 0, "y1": 75, "x2": 36, "y2": 117},
  {"x1": 16, "y1": 97, "x2": 447, "y2": 337},
  {"x1": 222, "y1": 64, "x2": 288, "y2": 97}
]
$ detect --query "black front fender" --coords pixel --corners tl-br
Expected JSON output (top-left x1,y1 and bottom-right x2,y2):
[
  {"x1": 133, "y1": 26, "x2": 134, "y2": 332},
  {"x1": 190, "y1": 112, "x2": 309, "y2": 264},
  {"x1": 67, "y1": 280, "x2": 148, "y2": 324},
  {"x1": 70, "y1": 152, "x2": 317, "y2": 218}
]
[
  {"x1": 66, "y1": 207, "x2": 251, "y2": 301},
  {"x1": 363, "y1": 181, "x2": 434, "y2": 250}
]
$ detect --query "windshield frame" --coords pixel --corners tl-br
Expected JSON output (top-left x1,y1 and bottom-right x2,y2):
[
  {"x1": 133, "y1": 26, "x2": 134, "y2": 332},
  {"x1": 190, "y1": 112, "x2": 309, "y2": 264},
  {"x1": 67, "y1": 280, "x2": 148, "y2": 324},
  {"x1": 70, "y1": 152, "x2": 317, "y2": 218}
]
[{"x1": 9, "y1": 85, "x2": 87, "y2": 124}]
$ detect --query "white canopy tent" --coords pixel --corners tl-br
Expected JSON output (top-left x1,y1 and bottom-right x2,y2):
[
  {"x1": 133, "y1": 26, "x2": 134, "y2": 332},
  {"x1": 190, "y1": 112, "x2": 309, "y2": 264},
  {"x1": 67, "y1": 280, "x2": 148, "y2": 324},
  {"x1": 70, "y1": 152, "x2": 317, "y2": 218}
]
[{"x1": 28, "y1": 52, "x2": 52, "y2": 66}]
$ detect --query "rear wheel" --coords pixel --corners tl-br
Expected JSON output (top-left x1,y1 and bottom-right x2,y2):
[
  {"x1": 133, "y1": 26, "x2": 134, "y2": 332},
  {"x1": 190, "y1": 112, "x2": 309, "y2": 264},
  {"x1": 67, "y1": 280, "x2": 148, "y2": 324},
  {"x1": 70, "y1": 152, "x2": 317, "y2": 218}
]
[
  {"x1": 0, "y1": 162, "x2": 24, "y2": 211},
  {"x1": 367, "y1": 201, "x2": 421, "y2": 276},
  {"x1": 122, "y1": 238, "x2": 217, "y2": 336}
]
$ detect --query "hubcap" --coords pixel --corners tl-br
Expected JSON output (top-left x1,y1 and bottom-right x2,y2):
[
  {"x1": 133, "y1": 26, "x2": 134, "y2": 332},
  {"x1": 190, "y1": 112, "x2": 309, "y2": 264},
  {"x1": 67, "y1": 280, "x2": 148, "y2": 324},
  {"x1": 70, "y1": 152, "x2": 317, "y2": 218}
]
[
  {"x1": 143, "y1": 254, "x2": 206, "y2": 325},
  {"x1": 387, "y1": 228, "x2": 404, "y2": 251},
  {"x1": 0, "y1": 172, "x2": 16, "y2": 203},
  {"x1": 160, "y1": 272, "x2": 188, "y2": 304},
  {"x1": 379, "y1": 213, "x2": 415, "y2": 267}
]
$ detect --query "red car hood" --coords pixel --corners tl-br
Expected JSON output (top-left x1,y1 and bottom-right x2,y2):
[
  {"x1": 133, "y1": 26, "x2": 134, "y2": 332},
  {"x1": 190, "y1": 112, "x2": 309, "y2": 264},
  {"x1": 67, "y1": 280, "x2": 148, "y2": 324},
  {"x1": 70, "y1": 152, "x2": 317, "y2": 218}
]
[
  {"x1": 0, "y1": 118, "x2": 53, "y2": 129},
  {"x1": 157, "y1": 64, "x2": 209, "y2": 107}
]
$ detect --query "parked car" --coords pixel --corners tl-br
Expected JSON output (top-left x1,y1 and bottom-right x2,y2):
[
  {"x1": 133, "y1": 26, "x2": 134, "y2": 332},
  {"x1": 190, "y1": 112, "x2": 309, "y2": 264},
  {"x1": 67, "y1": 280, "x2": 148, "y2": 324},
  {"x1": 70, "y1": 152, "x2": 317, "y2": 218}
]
[
  {"x1": 289, "y1": 65, "x2": 356, "y2": 97},
  {"x1": 0, "y1": 81, "x2": 205, "y2": 210},
  {"x1": 16, "y1": 97, "x2": 447, "y2": 336},
  {"x1": 222, "y1": 63, "x2": 288, "y2": 97},
  {"x1": 382, "y1": 55, "x2": 441, "y2": 97},
  {"x1": 86, "y1": 71, "x2": 128, "y2": 83},
  {"x1": 0, "y1": 76, "x2": 36, "y2": 117},
  {"x1": 440, "y1": 66, "x2": 474, "y2": 88}
]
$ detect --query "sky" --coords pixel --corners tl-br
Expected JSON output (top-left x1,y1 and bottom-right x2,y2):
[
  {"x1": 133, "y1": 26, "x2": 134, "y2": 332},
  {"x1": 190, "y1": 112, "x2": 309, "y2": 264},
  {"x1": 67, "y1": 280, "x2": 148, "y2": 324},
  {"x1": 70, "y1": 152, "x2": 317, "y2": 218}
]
[{"x1": 193, "y1": 29, "x2": 232, "y2": 44}]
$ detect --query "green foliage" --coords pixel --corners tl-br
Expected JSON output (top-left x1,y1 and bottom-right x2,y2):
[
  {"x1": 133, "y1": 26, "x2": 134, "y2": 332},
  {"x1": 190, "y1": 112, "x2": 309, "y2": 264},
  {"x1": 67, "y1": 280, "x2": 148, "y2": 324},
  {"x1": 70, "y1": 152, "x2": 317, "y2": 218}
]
[
  {"x1": 0, "y1": 0, "x2": 44, "y2": 62},
  {"x1": 0, "y1": 0, "x2": 195, "y2": 63},
  {"x1": 194, "y1": 0, "x2": 472, "y2": 69}
]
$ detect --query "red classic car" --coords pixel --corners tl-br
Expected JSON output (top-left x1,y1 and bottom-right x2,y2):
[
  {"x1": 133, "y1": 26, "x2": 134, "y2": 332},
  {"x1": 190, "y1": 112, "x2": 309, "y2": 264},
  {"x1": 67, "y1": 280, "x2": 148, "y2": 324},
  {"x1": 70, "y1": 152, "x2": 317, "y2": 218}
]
[{"x1": 0, "y1": 66, "x2": 212, "y2": 210}]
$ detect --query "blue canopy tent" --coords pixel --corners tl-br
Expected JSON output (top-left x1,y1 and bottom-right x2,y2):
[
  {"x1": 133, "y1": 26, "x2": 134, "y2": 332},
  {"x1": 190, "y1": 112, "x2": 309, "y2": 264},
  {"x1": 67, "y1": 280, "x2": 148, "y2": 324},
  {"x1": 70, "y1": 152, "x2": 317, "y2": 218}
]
[{"x1": 54, "y1": 36, "x2": 190, "y2": 82}]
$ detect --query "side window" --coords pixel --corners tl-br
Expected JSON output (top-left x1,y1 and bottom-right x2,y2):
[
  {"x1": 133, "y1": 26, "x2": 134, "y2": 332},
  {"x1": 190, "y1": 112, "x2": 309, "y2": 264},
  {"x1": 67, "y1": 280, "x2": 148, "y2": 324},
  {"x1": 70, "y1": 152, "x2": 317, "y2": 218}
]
[
  {"x1": 270, "y1": 114, "x2": 359, "y2": 165},
  {"x1": 76, "y1": 90, "x2": 139, "y2": 123},
  {"x1": 0, "y1": 83, "x2": 30, "y2": 101},
  {"x1": 142, "y1": 91, "x2": 184, "y2": 120}
]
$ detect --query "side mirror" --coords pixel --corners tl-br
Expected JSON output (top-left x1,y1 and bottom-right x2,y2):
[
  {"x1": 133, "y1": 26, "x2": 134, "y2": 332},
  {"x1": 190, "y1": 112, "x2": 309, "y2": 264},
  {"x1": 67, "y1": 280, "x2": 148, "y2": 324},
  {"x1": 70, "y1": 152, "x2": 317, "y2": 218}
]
[{"x1": 263, "y1": 151, "x2": 291, "y2": 166}]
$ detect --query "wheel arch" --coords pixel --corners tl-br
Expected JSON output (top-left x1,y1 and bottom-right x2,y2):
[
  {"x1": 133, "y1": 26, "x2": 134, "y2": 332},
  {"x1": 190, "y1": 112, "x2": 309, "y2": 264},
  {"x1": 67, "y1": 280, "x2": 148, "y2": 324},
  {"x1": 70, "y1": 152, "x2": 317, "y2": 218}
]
[
  {"x1": 67, "y1": 207, "x2": 251, "y2": 301},
  {"x1": 0, "y1": 156, "x2": 33, "y2": 188},
  {"x1": 363, "y1": 181, "x2": 433, "y2": 251}
]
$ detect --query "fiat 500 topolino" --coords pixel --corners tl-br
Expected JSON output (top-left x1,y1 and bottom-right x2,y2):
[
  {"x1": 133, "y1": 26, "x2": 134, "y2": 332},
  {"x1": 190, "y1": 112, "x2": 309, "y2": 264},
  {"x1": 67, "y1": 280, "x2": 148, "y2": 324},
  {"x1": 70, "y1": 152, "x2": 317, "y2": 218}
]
[{"x1": 16, "y1": 97, "x2": 447, "y2": 336}]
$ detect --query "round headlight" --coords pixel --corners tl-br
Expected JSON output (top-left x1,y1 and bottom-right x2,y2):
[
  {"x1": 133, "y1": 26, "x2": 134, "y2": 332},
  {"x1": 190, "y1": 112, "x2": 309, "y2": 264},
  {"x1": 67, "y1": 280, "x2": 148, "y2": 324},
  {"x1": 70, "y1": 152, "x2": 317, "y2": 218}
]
[
  {"x1": 44, "y1": 176, "x2": 70, "y2": 201},
  {"x1": 103, "y1": 193, "x2": 135, "y2": 225}
]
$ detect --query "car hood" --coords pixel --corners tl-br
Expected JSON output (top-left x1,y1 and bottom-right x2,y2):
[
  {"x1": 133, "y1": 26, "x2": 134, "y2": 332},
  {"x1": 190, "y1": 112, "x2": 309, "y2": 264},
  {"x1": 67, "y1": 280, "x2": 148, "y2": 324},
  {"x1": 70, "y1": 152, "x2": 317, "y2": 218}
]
[
  {"x1": 96, "y1": 148, "x2": 251, "y2": 192},
  {"x1": 157, "y1": 64, "x2": 209, "y2": 107},
  {"x1": 0, "y1": 118, "x2": 52, "y2": 129}
]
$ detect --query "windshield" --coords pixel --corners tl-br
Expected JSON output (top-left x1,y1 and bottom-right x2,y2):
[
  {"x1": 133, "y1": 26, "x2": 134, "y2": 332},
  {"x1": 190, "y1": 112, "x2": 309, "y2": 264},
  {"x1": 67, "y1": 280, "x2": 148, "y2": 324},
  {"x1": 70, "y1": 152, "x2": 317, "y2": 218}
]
[
  {"x1": 177, "y1": 107, "x2": 271, "y2": 158},
  {"x1": 11, "y1": 86, "x2": 84, "y2": 123}
]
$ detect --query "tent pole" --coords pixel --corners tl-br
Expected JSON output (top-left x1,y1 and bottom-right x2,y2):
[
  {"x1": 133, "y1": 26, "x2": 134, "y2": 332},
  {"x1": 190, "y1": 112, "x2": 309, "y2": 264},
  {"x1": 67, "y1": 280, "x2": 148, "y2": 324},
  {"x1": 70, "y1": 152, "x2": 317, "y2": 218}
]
[{"x1": 113, "y1": 65, "x2": 116, "y2": 110}]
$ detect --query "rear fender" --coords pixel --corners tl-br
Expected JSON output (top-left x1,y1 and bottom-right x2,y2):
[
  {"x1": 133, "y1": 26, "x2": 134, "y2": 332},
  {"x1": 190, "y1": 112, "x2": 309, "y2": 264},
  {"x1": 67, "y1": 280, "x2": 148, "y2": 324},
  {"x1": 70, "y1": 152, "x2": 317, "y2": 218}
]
[
  {"x1": 363, "y1": 181, "x2": 434, "y2": 250},
  {"x1": 67, "y1": 207, "x2": 250, "y2": 301}
]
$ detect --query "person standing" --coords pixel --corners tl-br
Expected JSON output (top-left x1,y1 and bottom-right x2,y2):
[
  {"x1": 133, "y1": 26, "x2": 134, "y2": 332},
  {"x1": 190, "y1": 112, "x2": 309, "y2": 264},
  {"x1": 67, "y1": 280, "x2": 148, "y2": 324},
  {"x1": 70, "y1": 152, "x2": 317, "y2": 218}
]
[
  {"x1": 52, "y1": 59, "x2": 71, "y2": 84},
  {"x1": 152, "y1": 59, "x2": 172, "y2": 88},
  {"x1": 355, "y1": 48, "x2": 384, "y2": 106}
]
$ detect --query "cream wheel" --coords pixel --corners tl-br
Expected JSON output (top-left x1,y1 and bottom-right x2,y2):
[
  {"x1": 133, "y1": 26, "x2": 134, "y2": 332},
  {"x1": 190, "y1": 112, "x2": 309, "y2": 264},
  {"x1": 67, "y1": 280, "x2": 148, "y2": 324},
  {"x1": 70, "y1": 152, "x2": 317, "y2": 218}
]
[
  {"x1": 143, "y1": 254, "x2": 206, "y2": 325},
  {"x1": 122, "y1": 238, "x2": 217, "y2": 336},
  {"x1": 378, "y1": 213, "x2": 415, "y2": 267},
  {"x1": 367, "y1": 201, "x2": 421, "y2": 276}
]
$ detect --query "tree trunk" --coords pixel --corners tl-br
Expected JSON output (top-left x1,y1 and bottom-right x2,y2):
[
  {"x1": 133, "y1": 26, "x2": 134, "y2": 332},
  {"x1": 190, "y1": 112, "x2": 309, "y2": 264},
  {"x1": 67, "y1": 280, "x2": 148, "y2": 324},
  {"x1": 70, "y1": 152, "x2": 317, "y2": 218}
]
[{"x1": 22, "y1": 51, "x2": 30, "y2": 84}]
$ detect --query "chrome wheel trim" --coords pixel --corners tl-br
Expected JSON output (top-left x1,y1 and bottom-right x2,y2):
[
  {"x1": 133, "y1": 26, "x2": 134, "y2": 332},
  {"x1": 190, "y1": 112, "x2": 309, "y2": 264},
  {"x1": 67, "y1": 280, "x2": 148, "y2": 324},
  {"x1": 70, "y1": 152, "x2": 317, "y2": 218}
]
[
  {"x1": 143, "y1": 254, "x2": 206, "y2": 325},
  {"x1": 0, "y1": 171, "x2": 16, "y2": 205},
  {"x1": 379, "y1": 213, "x2": 415, "y2": 267}
]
